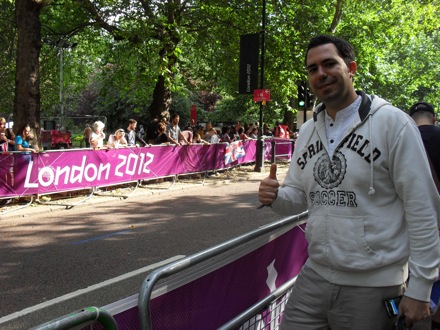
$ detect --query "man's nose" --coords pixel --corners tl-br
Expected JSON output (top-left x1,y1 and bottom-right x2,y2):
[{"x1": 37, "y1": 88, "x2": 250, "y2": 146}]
[{"x1": 317, "y1": 66, "x2": 328, "y2": 79}]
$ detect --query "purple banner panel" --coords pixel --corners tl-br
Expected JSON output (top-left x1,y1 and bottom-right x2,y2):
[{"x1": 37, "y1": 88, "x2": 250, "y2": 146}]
[
  {"x1": 149, "y1": 226, "x2": 307, "y2": 330},
  {"x1": 84, "y1": 225, "x2": 308, "y2": 330}
]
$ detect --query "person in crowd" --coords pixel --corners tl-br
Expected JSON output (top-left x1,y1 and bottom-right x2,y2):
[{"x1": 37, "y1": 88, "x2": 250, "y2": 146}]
[
  {"x1": 408, "y1": 101, "x2": 440, "y2": 185},
  {"x1": 411, "y1": 103, "x2": 440, "y2": 328},
  {"x1": 167, "y1": 114, "x2": 191, "y2": 145},
  {"x1": 154, "y1": 121, "x2": 170, "y2": 145},
  {"x1": 89, "y1": 120, "x2": 106, "y2": 150},
  {"x1": 186, "y1": 118, "x2": 198, "y2": 134},
  {"x1": 83, "y1": 124, "x2": 92, "y2": 148},
  {"x1": 263, "y1": 124, "x2": 273, "y2": 137},
  {"x1": 259, "y1": 34, "x2": 440, "y2": 329},
  {"x1": 192, "y1": 132, "x2": 209, "y2": 145},
  {"x1": 146, "y1": 116, "x2": 160, "y2": 144},
  {"x1": 249, "y1": 127, "x2": 259, "y2": 139},
  {"x1": 246, "y1": 123, "x2": 258, "y2": 136},
  {"x1": 202, "y1": 122, "x2": 213, "y2": 140},
  {"x1": 107, "y1": 129, "x2": 128, "y2": 148},
  {"x1": 221, "y1": 126, "x2": 232, "y2": 144},
  {"x1": 14, "y1": 123, "x2": 37, "y2": 153},
  {"x1": 206, "y1": 127, "x2": 220, "y2": 143},
  {"x1": 273, "y1": 121, "x2": 286, "y2": 138},
  {"x1": 137, "y1": 124, "x2": 145, "y2": 140},
  {"x1": 0, "y1": 117, "x2": 15, "y2": 151},
  {"x1": 126, "y1": 119, "x2": 148, "y2": 147},
  {"x1": 229, "y1": 126, "x2": 238, "y2": 141},
  {"x1": 238, "y1": 127, "x2": 249, "y2": 140}
]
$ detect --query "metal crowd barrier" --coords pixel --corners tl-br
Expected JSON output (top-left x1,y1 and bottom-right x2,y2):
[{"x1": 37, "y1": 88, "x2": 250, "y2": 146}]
[
  {"x1": 0, "y1": 139, "x2": 293, "y2": 215},
  {"x1": 219, "y1": 276, "x2": 297, "y2": 330},
  {"x1": 138, "y1": 211, "x2": 309, "y2": 330}
]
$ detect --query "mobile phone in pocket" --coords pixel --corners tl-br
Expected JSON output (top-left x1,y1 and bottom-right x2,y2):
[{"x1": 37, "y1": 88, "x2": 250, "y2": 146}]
[{"x1": 383, "y1": 295, "x2": 402, "y2": 317}]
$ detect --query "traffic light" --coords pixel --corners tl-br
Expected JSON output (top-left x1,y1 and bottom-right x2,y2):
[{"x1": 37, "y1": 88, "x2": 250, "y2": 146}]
[
  {"x1": 298, "y1": 82, "x2": 306, "y2": 108},
  {"x1": 306, "y1": 89, "x2": 315, "y2": 108}
]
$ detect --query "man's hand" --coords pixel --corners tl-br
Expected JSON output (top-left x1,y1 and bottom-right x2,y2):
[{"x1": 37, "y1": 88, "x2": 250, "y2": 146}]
[
  {"x1": 398, "y1": 296, "x2": 430, "y2": 327},
  {"x1": 259, "y1": 163, "x2": 280, "y2": 206}
]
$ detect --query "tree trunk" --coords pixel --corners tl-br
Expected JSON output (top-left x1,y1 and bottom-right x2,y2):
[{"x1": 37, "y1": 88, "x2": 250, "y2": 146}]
[
  {"x1": 148, "y1": 74, "x2": 173, "y2": 121},
  {"x1": 14, "y1": 0, "x2": 43, "y2": 144}
]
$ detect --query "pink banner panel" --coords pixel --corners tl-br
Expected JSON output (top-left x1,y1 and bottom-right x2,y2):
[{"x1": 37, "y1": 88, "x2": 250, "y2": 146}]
[{"x1": 0, "y1": 139, "x2": 293, "y2": 198}]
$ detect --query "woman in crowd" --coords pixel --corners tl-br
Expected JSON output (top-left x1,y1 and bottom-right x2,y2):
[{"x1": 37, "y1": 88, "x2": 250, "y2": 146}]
[
  {"x1": 89, "y1": 121, "x2": 106, "y2": 150},
  {"x1": 0, "y1": 117, "x2": 15, "y2": 152},
  {"x1": 14, "y1": 123, "x2": 37, "y2": 153},
  {"x1": 238, "y1": 127, "x2": 249, "y2": 141},
  {"x1": 229, "y1": 126, "x2": 238, "y2": 141},
  {"x1": 107, "y1": 129, "x2": 128, "y2": 148},
  {"x1": 83, "y1": 125, "x2": 92, "y2": 148},
  {"x1": 154, "y1": 121, "x2": 170, "y2": 145},
  {"x1": 206, "y1": 127, "x2": 220, "y2": 143},
  {"x1": 221, "y1": 126, "x2": 232, "y2": 144},
  {"x1": 249, "y1": 127, "x2": 259, "y2": 139}
]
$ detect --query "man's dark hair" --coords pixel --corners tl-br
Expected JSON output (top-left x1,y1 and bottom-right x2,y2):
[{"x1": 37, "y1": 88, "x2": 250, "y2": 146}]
[{"x1": 305, "y1": 34, "x2": 355, "y2": 68}]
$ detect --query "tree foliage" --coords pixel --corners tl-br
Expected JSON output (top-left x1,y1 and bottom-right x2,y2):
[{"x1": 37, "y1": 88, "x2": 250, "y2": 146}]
[{"x1": 3, "y1": 0, "x2": 439, "y2": 134}]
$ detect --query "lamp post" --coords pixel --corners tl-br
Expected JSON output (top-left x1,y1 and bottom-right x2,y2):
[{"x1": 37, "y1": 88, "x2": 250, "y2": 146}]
[
  {"x1": 43, "y1": 38, "x2": 77, "y2": 129},
  {"x1": 254, "y1": 0, "x2": 266, "y2": 172}
]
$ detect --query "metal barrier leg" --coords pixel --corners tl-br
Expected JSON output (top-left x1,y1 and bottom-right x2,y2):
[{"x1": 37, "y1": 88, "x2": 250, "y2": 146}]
[
  {"x1": 139, "y1": 175, "x2": 177, "y2": 190},
  {"x1": 36, "y1": 189, "x2": 95, "y2": 210},
  {"x1": 93, "y1": 181, "x2": 139, "y2": 199},
  {"x1": 0, "y1": 195, "x2": 34, "y2": 215},
  {"x1": 30, "y1": 306, "x2": 118, "y2": 330}
]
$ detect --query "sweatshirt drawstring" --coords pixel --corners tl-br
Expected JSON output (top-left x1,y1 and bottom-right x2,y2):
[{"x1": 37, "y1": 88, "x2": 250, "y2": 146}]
[{"x1": 368, "y1": 115, "x2": 376, "y2": 195}]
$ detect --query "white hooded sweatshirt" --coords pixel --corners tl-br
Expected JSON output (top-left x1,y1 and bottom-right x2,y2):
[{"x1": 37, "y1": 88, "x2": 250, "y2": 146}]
[{"x1": 273, "y1": 91, "x2": 440, "y2": 302}]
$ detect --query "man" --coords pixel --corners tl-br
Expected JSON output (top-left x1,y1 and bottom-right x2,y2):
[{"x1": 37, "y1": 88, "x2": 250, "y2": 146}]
[
  {"x1": 167, "y1": 114, "x2": 191, "y2": 145},
  {"x1": 409, "y1": 101, "x2": 440, "y2": 186},
  {"x1": 126, "y1": 119, "x2": 147, "y2": 147},
  {"x1": 259, "y1": 35, "x2": 440, "y2": 329}
]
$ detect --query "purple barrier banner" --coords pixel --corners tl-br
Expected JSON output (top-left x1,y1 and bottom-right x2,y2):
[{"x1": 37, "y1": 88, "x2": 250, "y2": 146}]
[
  {"x1": 0, "y1": 139, "x2": 293, "y2": 198},
  {"x1": 85, "y1": 223, "x2": 308, "y2": 330}
]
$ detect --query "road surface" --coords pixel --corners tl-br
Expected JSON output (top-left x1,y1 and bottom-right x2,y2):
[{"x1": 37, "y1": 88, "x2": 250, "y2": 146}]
[{"x1": 0, "y1": 164, "x2": 289, "y2": 329}]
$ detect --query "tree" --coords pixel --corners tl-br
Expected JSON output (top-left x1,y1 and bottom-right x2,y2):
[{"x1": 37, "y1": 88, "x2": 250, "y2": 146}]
[{"x1": 0, "y1": 0, "x2": 17, "y2": 119}]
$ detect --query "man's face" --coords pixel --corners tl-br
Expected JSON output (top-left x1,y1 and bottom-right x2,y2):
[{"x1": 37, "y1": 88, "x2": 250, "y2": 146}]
[
  {"x1": 130, "y1": 122, "x2": 137, "y2": 130},
  {"x1": 173, "y1": 116, "x2": 180, "y2": 125},
  {"x1": 306, "y1": 43, "x2": 356, "y2": 108}
]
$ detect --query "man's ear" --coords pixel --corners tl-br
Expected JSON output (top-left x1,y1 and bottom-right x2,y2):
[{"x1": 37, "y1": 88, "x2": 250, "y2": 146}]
[{"x1": 348, "y1": 61, "x2": 357, "y2": 78}]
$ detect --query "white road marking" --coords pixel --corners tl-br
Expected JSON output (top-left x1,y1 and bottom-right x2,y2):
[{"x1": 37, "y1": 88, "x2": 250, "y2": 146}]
[{"x1": 0, "y1": 255, "x2": 185, "y2": 324}]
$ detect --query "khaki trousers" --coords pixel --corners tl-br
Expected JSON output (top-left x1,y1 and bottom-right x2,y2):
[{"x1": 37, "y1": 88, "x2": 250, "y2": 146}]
[{"x1": 280, "y1": 265, "x2": 405, "y2": 330}]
